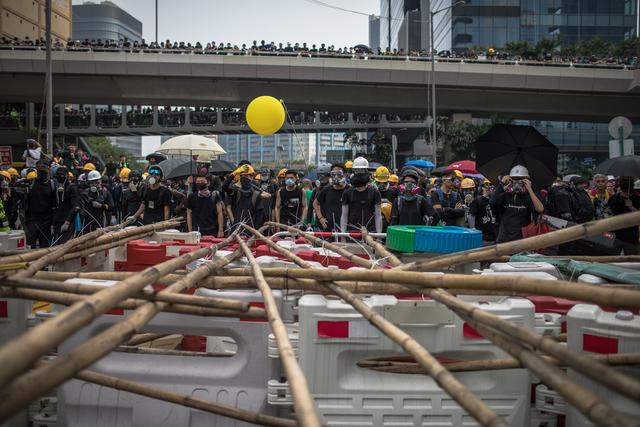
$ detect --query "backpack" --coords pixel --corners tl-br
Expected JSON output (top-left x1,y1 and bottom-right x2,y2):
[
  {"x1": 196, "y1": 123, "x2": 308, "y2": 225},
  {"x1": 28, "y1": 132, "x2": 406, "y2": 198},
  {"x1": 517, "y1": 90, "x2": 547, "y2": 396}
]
[{"x1": 235, "y1": 188, "x2": 260, "y2": 209}]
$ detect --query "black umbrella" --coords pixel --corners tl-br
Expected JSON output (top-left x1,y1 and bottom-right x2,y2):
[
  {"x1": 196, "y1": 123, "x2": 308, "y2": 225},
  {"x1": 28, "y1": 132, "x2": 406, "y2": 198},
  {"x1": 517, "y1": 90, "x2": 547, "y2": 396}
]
[
  {"x1": 210, "y1": 159, "x2": 236, "y2": 174},
  {"x1": 353, "y1": 44, "x2": 372, "y2": 54},
  {"x1": 474, "y1": 124, "x2": 558, "y2": 187},
  {"x1": 146, "y1": 152, "x2": 167, "y2": 164},
  {"x1": 158, "y1": 158, "x2": 202, "y2": 180},
  {"x1": 595, "y1": 155, "x2": 640, "y2": 177},
  {"x1": 430, "y1": 166, "x2": 450, "y2": 177}
]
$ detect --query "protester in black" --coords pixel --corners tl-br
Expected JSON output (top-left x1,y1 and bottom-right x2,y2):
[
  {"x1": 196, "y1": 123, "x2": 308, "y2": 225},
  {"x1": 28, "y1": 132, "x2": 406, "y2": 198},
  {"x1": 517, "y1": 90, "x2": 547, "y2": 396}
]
[
  {"x1": 490, "y1": 165, "x2": 544, "y2": 243},
  {"x1": 25, "y1": 162, "x2": 56, "y2": 248},
  {"x1": 81, "y1": 170, "x2": 114, "y2": 232},
  {"x1": 131, "y1": 166, "x2": 171, "y2": 225},
  {"x1": 275, "y1": 170, "x2": 307, "y2": 226},
  {"x1": 391, "y1": 169, "x2": 438, "y2": 226},
  {"x1": 340, "y1": 157, "x2": 382, "y2": 232},
  {"x1": 607, "y1": 176, "x2": 640, "y2": 254},
  {"x1": 569, "y1": 176, "x2": 595, "y2": 224},
  {"x1": 468, "y1": 180, "x2": 497, "y2": 243},
  {"x1": 307, "y1": 162, "x2": 331, "y2": 225},
  {"x1": 187, "y1": 175, "x2": 224, "y2": 237},
  {"x1": 222, "y1": 164, "x2": 265, "y2": 230},
  {"x1": 314, "y1": 163, "x2": 349, "y2": 231},
  {"x1": 51, "y1": 166, "x2": 81, "y2": 243}
]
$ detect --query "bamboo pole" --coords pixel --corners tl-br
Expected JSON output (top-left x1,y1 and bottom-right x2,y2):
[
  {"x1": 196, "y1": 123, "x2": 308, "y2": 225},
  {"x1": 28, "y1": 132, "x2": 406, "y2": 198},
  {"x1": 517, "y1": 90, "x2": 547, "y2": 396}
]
[
  {"x1": 57, "y1": 231, "x2": 154, "y2": 263},
  {"x1": 239, "y1": 268, "x2": 640, "y2": 309},
  {"x1": 358, "y1": 352, "x2": 640, "y2": 374},
  {"x1": 398, "y1": 210, "x2": 640, "y2": 271},
  {"x1": 0, "y1": 286, "x2": 265, "y2": 318},
  {"x1": 235, "y1": 235, "x2": 322, "y2": 427},
  {"x1": 362, "y1": 228, "x2": 402, "y2": 267},
  {"x1": 242, "y1": 225, "x2": 507, "y2": 427},
  {"x1": 461, "y1": 315, "x2": 635, "y2": 427},
  {"x1": 0, "y1": 231, "x2": 234, "y2": 389},
  {"x1": 3, "y1": 277, "x2": 250, "y2": 311},
  {"x1": 0, "y1": 231, "x2": 246, "y2": 421},
  {"x1": 126, "y1": 333, "x2": 170, "y2": 346},
  {"x1": 115, "y1": 346, "x2": 233, "y2": 358}
]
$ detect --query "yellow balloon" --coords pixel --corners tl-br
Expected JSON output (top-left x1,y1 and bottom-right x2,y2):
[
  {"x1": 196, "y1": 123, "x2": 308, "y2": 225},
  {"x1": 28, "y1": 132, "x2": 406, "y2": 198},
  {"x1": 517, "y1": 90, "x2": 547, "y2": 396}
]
[{"x1": 246, "y1": 96, "x2": 285, "y2": 135}]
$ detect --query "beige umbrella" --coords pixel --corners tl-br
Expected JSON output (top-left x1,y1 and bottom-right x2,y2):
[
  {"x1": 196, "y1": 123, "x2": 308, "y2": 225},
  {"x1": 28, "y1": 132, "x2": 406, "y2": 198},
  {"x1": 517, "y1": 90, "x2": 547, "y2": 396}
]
[{"x1": 157, "y1": 135, "x2": 226, "y2": 159}]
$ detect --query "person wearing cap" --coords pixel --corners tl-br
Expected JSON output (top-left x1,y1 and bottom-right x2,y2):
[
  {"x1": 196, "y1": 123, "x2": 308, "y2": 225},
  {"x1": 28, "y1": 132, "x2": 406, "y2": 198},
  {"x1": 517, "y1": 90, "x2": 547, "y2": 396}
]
[
  {"x1": 490, "y1": 164, "x2": 544, "y2": 243},
  {"x1": 24, "y1": 161, "x2": 56, "y2": 248},
  {"x1": 468, "y1": 179, "x2": 497, "y2": 244},
  {"x1": 340, "y1": 157, "x2": 382, "y2": 233},
  {"x1": 52, "y1": 165, "x2": 81, "y2": 242},
  {"x1": 131, "y1": 165, "x2": 171, "y2": 225},
  {"x1": 222, "y1": 163, "x2": 265, "y2": 230},
  {"x1": 314, "y1": 163, "x2": 349, "y2": 232},
  {"x1": 607, "y1": 176, "x2": 640, "y2": 254},
  {"x1": 430, "y1": 172, "x2": 465, "y2": 226},
  {"x1": 390, "y1": 168, "x2": 438, "y2": 226}
]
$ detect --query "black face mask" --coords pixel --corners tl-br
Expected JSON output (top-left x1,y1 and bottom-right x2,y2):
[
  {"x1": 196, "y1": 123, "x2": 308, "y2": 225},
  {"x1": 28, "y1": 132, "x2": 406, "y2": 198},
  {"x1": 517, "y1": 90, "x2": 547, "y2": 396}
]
[
  {"x1": 240, "y1": 176, "x2": 252, "y2": 189},
  {"x1": 37, "y1": 170, "x2": 48, "y2": 181},
  {"x1": 351, "y1": 174, "x2": 369, "y2": 187},
  {"x1": 197, "y1": 182, "x2": 208, "y2": 190}
]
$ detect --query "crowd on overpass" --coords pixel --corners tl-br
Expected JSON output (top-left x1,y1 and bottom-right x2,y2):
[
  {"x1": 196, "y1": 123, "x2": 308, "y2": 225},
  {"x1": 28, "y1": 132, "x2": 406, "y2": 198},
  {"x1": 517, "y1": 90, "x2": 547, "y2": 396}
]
[
  {"x1": 1, "y1": 36, "x2": 637, "y2": 69},
  {"x1": 1, "y1": 139, "x2": 639, "y2": 255}
]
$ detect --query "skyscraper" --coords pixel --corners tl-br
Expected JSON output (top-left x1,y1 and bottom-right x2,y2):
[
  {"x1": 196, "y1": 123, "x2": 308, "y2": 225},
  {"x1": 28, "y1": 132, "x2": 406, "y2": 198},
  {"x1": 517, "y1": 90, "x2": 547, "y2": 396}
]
[
  {"x1": 72, "y1": 1, "x2": 142, "y2": 43},
  {"x1": 0, "y1": 0, "x2": 72, "y2": 44},
  {"x1": 369, "y1": 15, "x2": 381, "y2": 52}
]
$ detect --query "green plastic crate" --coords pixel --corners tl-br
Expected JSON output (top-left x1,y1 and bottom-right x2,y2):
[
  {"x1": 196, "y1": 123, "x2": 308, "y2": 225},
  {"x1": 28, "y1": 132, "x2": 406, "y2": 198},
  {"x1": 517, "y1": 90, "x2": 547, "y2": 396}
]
[{"x1": 386, "y1": 225, "x2": 428, "y2": 253}]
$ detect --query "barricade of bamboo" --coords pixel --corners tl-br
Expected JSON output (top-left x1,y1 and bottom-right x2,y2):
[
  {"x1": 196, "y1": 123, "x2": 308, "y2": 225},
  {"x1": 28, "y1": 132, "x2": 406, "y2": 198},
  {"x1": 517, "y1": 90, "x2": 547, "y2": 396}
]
[
  {"x1": 242, "y1": 225, "x2": 507, "y2": 427},
  {"x1": 236, "y1": 235, "x2": 322, "y2": 427}
]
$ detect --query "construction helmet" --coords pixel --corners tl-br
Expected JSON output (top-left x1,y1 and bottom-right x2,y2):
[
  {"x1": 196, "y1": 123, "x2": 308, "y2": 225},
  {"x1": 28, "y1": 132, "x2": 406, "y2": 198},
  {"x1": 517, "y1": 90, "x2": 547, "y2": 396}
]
[
  {"x1": 483, "y1": 178, "x2": 491, "y2": 185},
  {"x1": 234, "y1": 164, "x2": 255, "y2": 176},
  {"x1": 509, "y1": 165, "x2": 529, "y2": 178},
  {"x1": 26, "y1": 171, "x2": 37, "y2": 180},
  {"x1": 388, "y1": 174, "x2": 399, "y2": 184},
  {"x1": 119, "y1": 167, "x2": 131, "y2": 182},
  {"x1": 277, "y1": 168, "x2": 288, "y2": 178},
  {"x1": 317, "y1": 162, "x2": 332, "y2": 175},
  {"x1": 87, "y1": 170, "x2": 102, "y2": 182},
  {"x1": 381, "y1": 201, "x2": 392, "y2": 223},
  {"x1": 374, "y1": 166, "x2": 390, "y2": 183},
  {"x1": 452, "y1": 169, "x2": 464, "y2": 179},
  {"x1": 402, "y1": 168, "x2": 421, "y2": 181},
  {"x1": 352, "y1": 157, "x2": 369, "y2": 172},
  {"x1": 83, "y1": 163, "x2": 96, "y2": 171},
  {"x1": 6, "y1": 168, "x2": 18, "y2": 177},
  {"x1": 461, "y1": 178, "x2": 476, "y2": 189},
  {"x1": 344, "y1": 160, "x2": 353, "y2": 169},
  {"x1": 254, "y1": 174, "x2": 262, "y2": 181},
  {"x1": 142, "y1": 172, "x2": 149, "y2": 179},
  {"x1": 0, "y1": 170, "x2": 11, "y2": 180}
]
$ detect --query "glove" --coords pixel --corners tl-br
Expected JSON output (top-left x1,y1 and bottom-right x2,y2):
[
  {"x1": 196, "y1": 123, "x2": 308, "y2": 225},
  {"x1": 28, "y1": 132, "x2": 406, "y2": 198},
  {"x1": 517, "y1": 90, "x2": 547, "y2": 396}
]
[
  {"x1": 126, "y1": 215, "x2": 137, "y2": 222},
  {"x1": 319, "y1": 217, "x2": 329, "y2": 229},
  {"x1": 91, "y1": 201, "x2": 103, "y2": 209},
  {"x1": 60, "y1": 221, "x2": 70, "y2": 232}
]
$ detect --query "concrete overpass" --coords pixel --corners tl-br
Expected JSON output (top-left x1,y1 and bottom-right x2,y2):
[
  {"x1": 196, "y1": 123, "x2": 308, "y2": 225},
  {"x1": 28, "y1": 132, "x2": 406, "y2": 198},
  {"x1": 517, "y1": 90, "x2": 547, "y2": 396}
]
[{"x1": 0, "y1": 50, "x2": 638, "y2": 122}]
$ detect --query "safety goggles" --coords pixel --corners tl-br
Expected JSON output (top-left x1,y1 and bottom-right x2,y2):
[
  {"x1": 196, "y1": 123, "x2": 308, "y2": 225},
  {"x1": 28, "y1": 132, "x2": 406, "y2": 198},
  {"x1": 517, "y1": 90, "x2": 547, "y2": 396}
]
[
  {"x1": 148, "y1": 168, "x2": 162, "y2": 176},
  {"x1": 330, "y1": 171, "x2": 344, "y2": 178}
]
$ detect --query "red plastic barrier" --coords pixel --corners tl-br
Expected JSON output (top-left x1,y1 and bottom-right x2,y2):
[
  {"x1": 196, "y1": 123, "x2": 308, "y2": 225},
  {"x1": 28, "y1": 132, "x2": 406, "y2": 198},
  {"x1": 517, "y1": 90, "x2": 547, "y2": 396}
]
[
  {"x1": 181, "y1": 335, "x2": 206, "y2": 352},
  {"x1": 126, "y1": 240, "x2": 171, "y2": 265}
]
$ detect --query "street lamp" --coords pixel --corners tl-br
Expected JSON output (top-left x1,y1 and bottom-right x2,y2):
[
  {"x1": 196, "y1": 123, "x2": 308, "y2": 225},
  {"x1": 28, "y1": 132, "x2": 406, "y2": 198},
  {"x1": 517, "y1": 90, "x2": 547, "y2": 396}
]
[{"x1": 430, "y1": 0, "x2": 465, "y2": 166}]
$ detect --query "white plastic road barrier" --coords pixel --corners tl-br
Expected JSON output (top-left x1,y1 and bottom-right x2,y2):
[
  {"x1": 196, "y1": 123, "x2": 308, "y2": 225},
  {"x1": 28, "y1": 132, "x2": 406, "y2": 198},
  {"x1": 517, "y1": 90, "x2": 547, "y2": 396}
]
[
  {"x1": 0, "y1": 230, "x2": 26, "y2": 251},
  {"x1": 479, "y1": 271, "x2": 558, "y2": 281},
  {"x1": 576, "y1": 274, "x2": 609, "y2": 285},
  {"x1": 529, "y1": 406, "x2": 558, "y2": 427},
  {"x1": 566, "y1": 304, "x2": 640, "y2": 426},
  {"x1": 152, "y1": 229, "x2": 201, "y2": 243},
  {"x1": 489, "y1": 262, "x2": 563, "y2": 279},
  {"x1": 534, "y1": 313, "x2": 563, "y2": 337},
  {"x1": 58, "y1": 287, "x2": 285, "y2": 427},
  {"x1": 296, "y1": 294, "x2": 534, "y2": 426},
  {"x1": 274, "y1": 240, "x2": 314, "y2": 253},
  {"x1": 53, "y1": 249, "x2": 109, "y2": 273}
]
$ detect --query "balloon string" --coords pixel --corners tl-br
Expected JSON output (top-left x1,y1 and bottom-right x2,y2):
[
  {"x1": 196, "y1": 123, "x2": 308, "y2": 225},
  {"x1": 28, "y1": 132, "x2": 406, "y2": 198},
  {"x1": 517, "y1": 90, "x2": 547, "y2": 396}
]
[{"x1": 281, "y1": 100, "x2": 310, "y2": 171}]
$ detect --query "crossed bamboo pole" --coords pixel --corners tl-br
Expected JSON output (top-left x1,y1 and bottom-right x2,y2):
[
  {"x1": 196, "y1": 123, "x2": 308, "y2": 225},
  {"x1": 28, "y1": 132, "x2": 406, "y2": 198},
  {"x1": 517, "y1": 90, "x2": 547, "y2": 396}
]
[
  {"x1": 244, "y1": 224, "x2": 507, "y2": 427},
  {"x1": 236, "y1": 235, "x2": 322, "y2": 427},
  {"x1": 0, "y1": 230, "x2": 250, "y2": 421}
]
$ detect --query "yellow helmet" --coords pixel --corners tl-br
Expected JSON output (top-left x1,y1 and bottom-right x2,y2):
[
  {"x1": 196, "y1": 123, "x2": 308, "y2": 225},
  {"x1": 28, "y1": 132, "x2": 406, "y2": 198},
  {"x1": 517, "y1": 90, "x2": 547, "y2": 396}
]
[
  {"x1": 0, "y1": 171, "x2": 11, "y2": 180},
  {"x1": 6, "y1": 168, "x2": 19, "y2": 177},
  {"x1": 234, "y1": 164, "x2": 255, "y2": 176},
  {"x1": 345, "y1": 160, "x2": 353, "y2": 169},
  {"x1": 488, "y1": 47, "x2": 495, "y2": 54},
  {"x1": 26, "y1": 171, "x2": 37, "y2": 180},
  {"x1": 374, "y1": 166, "x2": 390, "y2": 183},
  {"x1": 483, "y1": 178, "x2": 491, "y2": 185},
  {"x1": 461, "y1": 178, "x2": 476, "y2": 189},
  {"x1": 452, "y1": 169, "x2": 464, "y2": 179},
  {"x1": 142, "y1": 172, "x2": 149, "y2": 179},
  {"x1": 430, "y1": 177, "x2": 438, "y2": 185},
  {"x1": 277, "y1": 168, "x2": 288, "y2": 178},
  {"x1": 388, "y1": 174, "x2": 399, "y2": 184},
  {"x1": 83, "y1": 163, "x2": 96, "y2": 171},
  {"x1": 254, "y1": 174, "x2": 262, "y2": 181},
  {"x1": 381, "y1": 201, "x2": 392, "y2": 223},
  {"x1": 119, "y1": 167, "x2": 131, "y2": 182}
]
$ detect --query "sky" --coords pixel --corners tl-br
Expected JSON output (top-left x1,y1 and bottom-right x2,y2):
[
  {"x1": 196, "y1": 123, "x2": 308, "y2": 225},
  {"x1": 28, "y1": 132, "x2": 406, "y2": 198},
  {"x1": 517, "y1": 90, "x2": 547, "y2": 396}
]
[{"x1": 72, "y1": 0, "x2": 379, "y2": 48}]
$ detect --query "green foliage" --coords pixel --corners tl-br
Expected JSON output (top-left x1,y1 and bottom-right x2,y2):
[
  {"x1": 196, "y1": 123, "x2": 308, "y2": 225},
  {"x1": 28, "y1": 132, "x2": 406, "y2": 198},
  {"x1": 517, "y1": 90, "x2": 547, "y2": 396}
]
[
  {"x1": 369, "y1": 132, "x2": 392, "y2": 166},
  {"x1": 535, "y1": 37, "x2": 560, "y2": 54},
  {"x1": 84, "y1": 136, "x2": 141, "y2": 169},
  {"x1": 576, "y1": 36, "x2": 611, "y2": 56},
  {"x1": 613, "y1": 36, "x2": 640, "y2": 58},
  {"x1": 504, "y1": 40, "x2": 531, "y2": 56},
  {"x1": 442, "y1": 121, "x2": 490, "y2": 161}
]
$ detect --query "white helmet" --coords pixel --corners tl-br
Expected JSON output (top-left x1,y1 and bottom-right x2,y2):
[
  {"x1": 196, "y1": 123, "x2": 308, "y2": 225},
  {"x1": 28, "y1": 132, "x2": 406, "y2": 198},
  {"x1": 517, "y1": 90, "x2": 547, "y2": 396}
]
[
  {"x1": 509, "y1": 164, "x2": 529, "y2": 178},
  {"x1": 635, "y1": 180, "x2": 640, "y2": 190},
  {"x1": 87, "y1": 170, "x2": 102, "y2": 182},
  {"x1": 352, "y1": 156, "x2": 369, "y2": 172}
]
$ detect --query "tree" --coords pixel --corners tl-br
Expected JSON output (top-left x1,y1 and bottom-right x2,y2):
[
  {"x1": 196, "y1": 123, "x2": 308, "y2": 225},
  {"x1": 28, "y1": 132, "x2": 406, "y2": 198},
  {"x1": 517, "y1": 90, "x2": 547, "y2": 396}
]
[
  {"x1": 535, "y1": 37, "x2": 560, "y2": 55},
  {"x1": 504, "y1": 40, "x2": 531, "y2": 57},
  {"x1": 84, "y1": 136, "x2": 140, "y2": 169},
  {"x1": 577, "y1": 36, "x2": 611, "y2": 56},
  {"x1": 343, "y1": 130, "x2": 367, "y2": 155},
  {"x1": 613, "y1": 36, "x2": 640, "y2": 58},
  {"x1": 369, "y1": 132, "x2": 392, "y2": 166}
]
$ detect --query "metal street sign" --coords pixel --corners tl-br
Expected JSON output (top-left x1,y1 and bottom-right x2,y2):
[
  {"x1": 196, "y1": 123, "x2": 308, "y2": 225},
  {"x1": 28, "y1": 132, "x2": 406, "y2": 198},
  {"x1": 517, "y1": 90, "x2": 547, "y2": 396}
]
[{"x1": 0, "y1": 146, "x2": 13, "y2": 166}]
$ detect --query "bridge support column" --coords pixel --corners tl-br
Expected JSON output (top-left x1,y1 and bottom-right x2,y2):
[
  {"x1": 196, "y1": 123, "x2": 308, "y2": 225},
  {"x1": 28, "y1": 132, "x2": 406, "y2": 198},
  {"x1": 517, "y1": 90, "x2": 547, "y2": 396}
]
[
  {"x1": 89, "y1": 105, "x2": 96, "y2": 128},
  {"x1": 152, "y1": 106, "x2": 159, "y2": 127}
]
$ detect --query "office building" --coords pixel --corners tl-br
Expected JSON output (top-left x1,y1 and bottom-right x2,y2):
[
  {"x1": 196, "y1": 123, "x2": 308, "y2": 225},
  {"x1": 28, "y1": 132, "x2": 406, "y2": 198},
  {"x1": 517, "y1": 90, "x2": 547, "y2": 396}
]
[
  {"x1": 72, "y1": 1, "x2": 142, "y2": 43},
  {"x1": 380, "y1": 0, "x2": 406, "y2": 51},
  {"x1": 368, "y1": 15, "x2": 381, "y2": 52},
  {"x1": 0, "y1": 0, "x2": 72, "y2": 43}
]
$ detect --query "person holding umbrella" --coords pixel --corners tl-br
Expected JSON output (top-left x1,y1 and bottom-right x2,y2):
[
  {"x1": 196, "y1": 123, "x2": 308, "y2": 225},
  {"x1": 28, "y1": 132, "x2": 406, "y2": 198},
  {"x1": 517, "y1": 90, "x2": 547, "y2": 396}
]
[
  {"x1": 490, "y1": 165, "x2": 544, "y2": 243},
  {"x1": 607, "y1": 176, "x2": 640, "y2": 254}
]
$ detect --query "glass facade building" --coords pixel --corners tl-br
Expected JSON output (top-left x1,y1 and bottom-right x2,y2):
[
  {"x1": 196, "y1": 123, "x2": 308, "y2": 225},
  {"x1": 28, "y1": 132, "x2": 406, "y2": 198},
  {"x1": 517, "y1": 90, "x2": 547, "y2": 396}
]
[{"x1": 72, "y1": 1, "x2": 143, "y2": 43}]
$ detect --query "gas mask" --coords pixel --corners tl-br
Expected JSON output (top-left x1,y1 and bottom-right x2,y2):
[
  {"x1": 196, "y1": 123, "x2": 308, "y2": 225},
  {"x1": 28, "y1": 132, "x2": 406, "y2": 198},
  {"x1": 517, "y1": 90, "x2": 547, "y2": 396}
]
[
  {"x1": 148, "y1": 176, "x2": 158, "y2": 186},
  {"x1": 330, "y1": 171, "x2": 346, "y2": 186},
  {"x1": 319, "y1": 174, "x2": 330, "y2": 185},
  {"x1": 506, "y1": 179, "x2": 526, "y2": 194},
  {"x1": 129, "y1": 181, "x2": 139, "y2": 191},
  {"x1": 377, "y1": 182, "x2": 389, "y2": 192},
  {"x1": 462, "y1": 189, "x2": 475, "y2": 205},
  {"x1": 285, "y1": 178, "x2": 296, "y2": 187},
  {"x1": 240, "y1": 176, "x2": 252, "y2": 189}
]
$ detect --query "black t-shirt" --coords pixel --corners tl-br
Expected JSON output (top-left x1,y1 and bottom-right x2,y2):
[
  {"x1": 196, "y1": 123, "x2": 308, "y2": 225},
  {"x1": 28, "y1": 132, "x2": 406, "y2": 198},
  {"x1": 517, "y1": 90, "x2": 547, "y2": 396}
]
[
  {"x1": 278, "y1": 187, "x2": 303, "y2": 225},
  {"x1": 186, "y1": 192, "x2": 221, "y2": 235},
  {"x1": 105, "y1": 162, "x2": 118, "y2": 177},
  {"x1": 607, "y1": 192, "x2": 640, "y2": 244},
  {"x1": 469, "y1": 195, "x2": 497, "y2": 241},
  {"x1": 227, "y1": 189, "x2": 265, "y2": 229},
  {"x1": 341, "y1": 185, "x2": 381, "y2": 231},
  {"x1": 391, "y1": 195, "x2": 437, "y2": 226},
  {"x1": 142, "y1": 186, "x2": 171, "y2": 224},
  {"x1": 26, "y1": 180, "x2": 55, "y2": 219},
  {"x1": 316, "y1": 185, "x2": 348, "y2": 230},
  {"x1": 379, "y1": 186, "x2": 398, "y2": 204},
  {"x1": 490, "y1": 189, "x2": 535, "y2": 243},
  {"x1": 123, "y1": 188, "x2": 141, "y2": 218}
]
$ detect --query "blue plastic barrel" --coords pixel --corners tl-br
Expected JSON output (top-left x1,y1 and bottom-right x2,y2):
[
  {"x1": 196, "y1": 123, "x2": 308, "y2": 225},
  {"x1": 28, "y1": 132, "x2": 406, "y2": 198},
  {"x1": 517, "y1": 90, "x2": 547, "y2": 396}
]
[{"x1": 414, "y1": 226, "x2": 483, "y2": 253}]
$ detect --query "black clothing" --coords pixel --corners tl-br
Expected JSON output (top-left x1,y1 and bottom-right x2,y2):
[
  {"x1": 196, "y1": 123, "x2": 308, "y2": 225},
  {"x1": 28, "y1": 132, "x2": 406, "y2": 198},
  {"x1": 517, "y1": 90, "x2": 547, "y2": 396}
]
[
  {"x1": 122, "y1": 188, "x2": 142, "y2": 219},
  {"x1": 546, "y1": 185, "x2": 574, "y2": 220},
  {"x1": 82, "y1": 186, "x2": 114, "y2": 232},
  {"x1": 278, "y1": 187, "x2": 303, "y2": 226},
  {"x1": 141, "y1": 186, "x2": 171, "y2": 225},
  {"x1": 186, "y1": 192, "x2": 222, "y2": 236},
  {"x1": 25, "y1": 219, "x2": 51, "y2": 248},
  {"x1": 104, "y1": 162, "x2": 118, "y2": 177},
  {"x1": 469, "y1": 195, "x2": 497, "y2": 242},
  {"x1": 316, "y1": 185, "x2": 348, "y2": 231},
  {"x1": 607, "y1": 193, "x2": 640, "y2": 253},
  {"x1": 391, "y1": 195, "x2": 438, "y2": 226},
  {"x1": 52, "y1": 180, "x2": 81, "y2": 242},
  {"x1": 490, "y1": 186, "x2": 536, "y2": 243},
  {"x1": 227, "y1": 188, "x2": 264, "y2": 229},
  {"x1": 341, "y1": 185, "x2": 381, "y2": 231},
  {"x1": 379, "y1": 186, "x2": 398, "y2": 204},
  {"x1": 430, "y1": 189, "x2": 465, "y2": 226},
  {"x1": 571, "y1": 188, "x2": 595, "y2": 224},
  {"x1": 25, "y1": 179, "x2": 55, "y2": 220}
]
